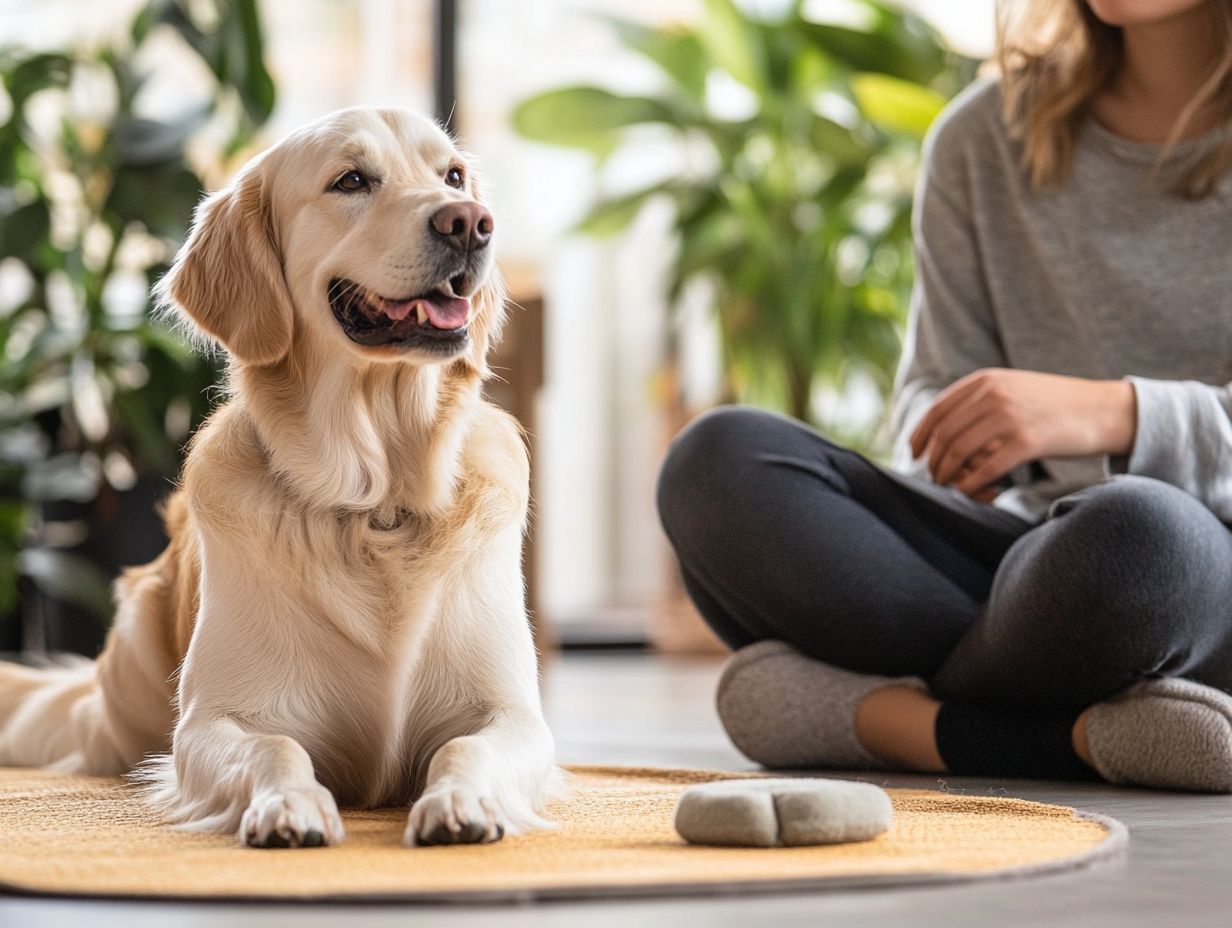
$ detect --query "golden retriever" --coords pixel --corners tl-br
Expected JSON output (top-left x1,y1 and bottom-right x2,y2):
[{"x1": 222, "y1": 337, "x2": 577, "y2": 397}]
[{"x1": 0, "y1": 107, "x2": 557, "y2": 848}]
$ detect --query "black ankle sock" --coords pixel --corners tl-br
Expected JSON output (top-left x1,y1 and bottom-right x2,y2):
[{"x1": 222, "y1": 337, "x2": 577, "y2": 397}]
[{"x1": 934, "y1": 701, "x2": 1099, "y2": 781}]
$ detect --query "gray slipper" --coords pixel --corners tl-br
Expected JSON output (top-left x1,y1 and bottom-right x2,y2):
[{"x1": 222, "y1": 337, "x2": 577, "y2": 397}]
[
  {"x1": 716, "y1": 639, "x2": 927, "y2": 770},
  {"x1": 1085, "y1": 677, "x2": 1232, "y2": 793}
]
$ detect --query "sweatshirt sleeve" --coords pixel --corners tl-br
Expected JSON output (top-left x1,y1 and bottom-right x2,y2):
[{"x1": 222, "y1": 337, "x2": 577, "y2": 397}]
[
  {"x1": 890, "y1": 95, "x2": 1008, "y2": 480},
  {"x1": 1116, "y1": 377, "x2": 1232, "y2": 521}
]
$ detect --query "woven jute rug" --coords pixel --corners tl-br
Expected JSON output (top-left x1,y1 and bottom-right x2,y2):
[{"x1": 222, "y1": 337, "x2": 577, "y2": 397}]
[{"x1": 0, "y1": 765, "x2": 1125, "y2": 903}]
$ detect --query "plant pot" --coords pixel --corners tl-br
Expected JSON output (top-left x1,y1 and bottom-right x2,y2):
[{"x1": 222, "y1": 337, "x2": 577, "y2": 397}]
[
  {"x1": 29, "y1": 476, "x2": 172, "y2": 657},
  {"x1": 0, "y1": 599, "x2": 20, "y2": 653}
]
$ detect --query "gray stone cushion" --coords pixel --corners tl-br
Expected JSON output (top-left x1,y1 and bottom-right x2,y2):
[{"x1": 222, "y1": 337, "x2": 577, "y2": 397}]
[{"x1": 674, "y1": 778, "x2": 893, "y2": 847}]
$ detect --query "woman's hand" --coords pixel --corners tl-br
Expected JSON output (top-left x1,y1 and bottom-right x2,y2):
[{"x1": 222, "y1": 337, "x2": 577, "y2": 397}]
[{"x1": 910, "y1": 369, "x2": 1137, "y2": 499}]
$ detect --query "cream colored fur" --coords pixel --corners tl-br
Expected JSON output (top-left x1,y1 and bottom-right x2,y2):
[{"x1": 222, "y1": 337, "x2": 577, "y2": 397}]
[{"x1": 0, "y1": 108, "x2": 557, "y2": 848}]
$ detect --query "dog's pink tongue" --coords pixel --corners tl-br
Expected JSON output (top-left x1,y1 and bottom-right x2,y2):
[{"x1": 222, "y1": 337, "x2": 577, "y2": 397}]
[
  {"x1": 424, "y1": 295, "x2": 470, "y2": 329},
  {"x1": 382, "y1": 299, "x2": 415, "y2": 322},
  {"x1": 380, "y1": 295, "x2": 470, "y2": 328}
]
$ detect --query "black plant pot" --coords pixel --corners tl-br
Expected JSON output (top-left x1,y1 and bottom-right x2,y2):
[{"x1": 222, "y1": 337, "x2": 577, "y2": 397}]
[
  {"x1": 31, "y1": 476, "x2": 173, "y2": 657},
  {"x1": 0, "y1": 596, "x2": 21, "y2": 653}
]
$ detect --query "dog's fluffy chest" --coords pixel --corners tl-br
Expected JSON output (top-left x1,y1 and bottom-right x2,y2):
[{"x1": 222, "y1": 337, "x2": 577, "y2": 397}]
[{"x1": 248, "y1": 508, "x2": 469, "y2": 803}]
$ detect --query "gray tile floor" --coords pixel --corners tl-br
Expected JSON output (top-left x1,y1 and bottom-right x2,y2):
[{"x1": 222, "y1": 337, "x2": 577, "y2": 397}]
[{"x1": 4, "y1": 653, "x2": 1232, "y2": 927}]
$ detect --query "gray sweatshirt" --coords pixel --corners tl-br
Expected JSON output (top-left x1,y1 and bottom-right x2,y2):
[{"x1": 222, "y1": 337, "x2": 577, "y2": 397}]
[{"x1": 891, "y1": 78, "x2": 1232, "y2": 523}]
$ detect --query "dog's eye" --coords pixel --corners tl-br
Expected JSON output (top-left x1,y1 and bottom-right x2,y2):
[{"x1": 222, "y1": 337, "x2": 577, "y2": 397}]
[
  {"x1": 332, "y1": 170, "x2": 370, "y2": 193},
  {"x1": 445, "y1": 165, "x2": 465, "y2": 189}
]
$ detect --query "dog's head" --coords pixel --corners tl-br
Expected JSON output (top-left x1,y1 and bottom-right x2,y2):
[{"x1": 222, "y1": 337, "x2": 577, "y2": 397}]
[{"x1": 159, "y1": 108, "x2": 503, "y2": 374}]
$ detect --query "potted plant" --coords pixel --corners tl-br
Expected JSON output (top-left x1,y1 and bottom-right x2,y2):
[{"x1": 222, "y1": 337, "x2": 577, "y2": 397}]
[
  {"x1": 513, "y1": 0, "x2": 975, "y2": 442},
  {"x1": 513, "y1": 0, "x2": 974, "y2": 651},
  {"x1": 0, "y1": 0, "x2": 275, "y2": 654}
]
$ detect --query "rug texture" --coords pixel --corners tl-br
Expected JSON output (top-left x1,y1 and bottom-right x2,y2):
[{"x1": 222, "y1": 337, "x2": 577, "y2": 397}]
[{"x1": 0, "y1": 765, "x2": 1126, "y2": 902}]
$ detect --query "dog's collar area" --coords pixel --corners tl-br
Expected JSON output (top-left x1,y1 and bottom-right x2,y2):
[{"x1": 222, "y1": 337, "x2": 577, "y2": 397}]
[{"x1": 327, "y1": 277, "x2": 471, "y2": 352}]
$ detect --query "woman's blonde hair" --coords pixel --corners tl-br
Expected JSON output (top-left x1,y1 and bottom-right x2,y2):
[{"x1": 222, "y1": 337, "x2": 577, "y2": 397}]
[{"x1": 996, "y1": 0, "x2": 1232, "y2": 198}]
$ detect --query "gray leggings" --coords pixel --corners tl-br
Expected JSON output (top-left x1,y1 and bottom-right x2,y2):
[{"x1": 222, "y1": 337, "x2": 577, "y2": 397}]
[{"x1": 657, "y1": 406, "x2": 1232, "y2": 711}]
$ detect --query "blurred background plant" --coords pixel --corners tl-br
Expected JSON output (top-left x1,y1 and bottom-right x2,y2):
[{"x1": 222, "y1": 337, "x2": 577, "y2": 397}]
[
  {"x1": 514, "y1": 0, "x2": 975, "y2": 444},
  {"x1": 0, "y1": 0, "x2": 274, "y2": 653},
  {"x1": 0, "y1": 0, "x2": 993, "y2": 652}
]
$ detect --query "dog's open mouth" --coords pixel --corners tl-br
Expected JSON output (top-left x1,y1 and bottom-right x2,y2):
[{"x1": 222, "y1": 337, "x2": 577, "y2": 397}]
[{"x1": 328, "y1": 277, "x2": 471, "y2": 351}]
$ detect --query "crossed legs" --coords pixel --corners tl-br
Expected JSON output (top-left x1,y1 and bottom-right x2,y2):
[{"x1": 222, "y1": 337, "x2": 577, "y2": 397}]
[{"x1": 658, "y1": 406, "x2": 1232, "y2": 779}]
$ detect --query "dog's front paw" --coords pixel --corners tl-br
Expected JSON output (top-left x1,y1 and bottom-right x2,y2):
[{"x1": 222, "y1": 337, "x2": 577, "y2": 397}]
[
  {"x1": 405, "y1": 787, "x2": 507, "y2": 846},
  {"x1": 240, "y1": 784, "x2": 345, "y2": 849}
]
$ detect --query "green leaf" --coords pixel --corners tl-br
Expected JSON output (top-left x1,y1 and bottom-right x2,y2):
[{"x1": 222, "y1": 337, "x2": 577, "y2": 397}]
[
  {"x1": 666, "y1": 187, "x2": 732, "y2": 300},
  {"x1": 131, "y1": 0, "x2": 172, "y2": 46},
  {"x1": 698, "y1": 0, "x2": 766, "y2": 92},
  {"x1": 3, "y1": 53, "x2": 73, "y2": 110},
  {"x1": 512, "y1": 87, "x2": 680, "y2": 151},
  {"x1": 605, "y1": 18, "x2": 710, "y2": 101},
  {"x1": 225, "y1": 0, "x2": 277, "y2": 125},
  {"x1": 151, "y1": 0, "x2": 275, "y2": 127},
  {"x1": 574, "y1": 180, "x2": 682, "y2": 237},
  {"x1": 672, "y1": 213, "x2": 741, "y2": 292},
  {"x1": 850, "y1": 73, "x2": 947, "y2": 137},
  {"x1": 0, "y1": 500, "x2": 26, "y2": 536},
  {"x1": 111, "y1": 107, "x2": 211, "y2": 167},
  {"x1": 810, "y1": 115, "x2": 873, "y2": 166},
  {"x1": 0, "y1": 198, "x2": 52, "y2": 270},
  {"x1": 133, "y1": 319, "x2": 202, "y2": 368},
  {"x1": 155, "y1": 0, "x2": 213, "y2": 79},
  {"x1": 816, "y1": 164, "x2": 870, "y2": 212},
  {"x1": 111, "y1": 388, "x2": 178, "y2": 475},
  {"x1": 99, "y1": 47, "x2": 146, "y2": 111},
  {"x1": 104, "y1": 162, "x2": 203, "y2": 241},
  {"x1": 0, "y1": 121, "x2": 21, "y2": 186},
  {"x1": 795, "y1": 21, "x2": 944, "y2": 85}
]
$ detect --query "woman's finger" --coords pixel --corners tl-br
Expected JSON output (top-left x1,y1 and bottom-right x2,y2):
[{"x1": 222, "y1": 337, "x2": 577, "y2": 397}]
[
  {"x1": 922, "y1": 386, "x2": 1003, "y2": 481},
  {"x1": 928, "y1": 403, "x2": 1008, "y2": 486},
  {"x1": 954, "y1": 440, "x2": 1027, "y2": 497},
  {"x1": 910, "y1": 374, "x2": 985, "y2": 456},
  {"x1": 968, "y1": 484, "x2": 1000, "y2": 504}
]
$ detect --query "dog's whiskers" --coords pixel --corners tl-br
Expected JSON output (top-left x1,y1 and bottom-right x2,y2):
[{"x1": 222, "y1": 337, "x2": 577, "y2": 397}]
[
  {"x1": 326, "y1": 279, "x2": 359, "y2": 302},
  {"x1": 327, "y1": 279, "x2": 368, "y2": 310}
]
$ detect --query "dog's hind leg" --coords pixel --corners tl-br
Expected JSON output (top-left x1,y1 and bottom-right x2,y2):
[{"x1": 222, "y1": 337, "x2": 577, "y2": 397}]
[
  {"x1": 0, "y1": 563, "x2": 182, "y2": 774},
  {"x1": 0, "y1": 660, "x2": 125, "y2": 772}
]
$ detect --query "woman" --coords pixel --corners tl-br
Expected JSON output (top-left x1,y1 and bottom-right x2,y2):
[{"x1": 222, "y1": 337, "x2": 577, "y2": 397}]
[{"x1": 657, "y1": 0, "x2": 1232, "y2": 790}]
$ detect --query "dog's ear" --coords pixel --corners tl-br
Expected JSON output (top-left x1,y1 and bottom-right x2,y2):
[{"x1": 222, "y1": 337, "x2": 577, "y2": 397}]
[{"x1": 159, "y1": 166, "x2": 294, "y2": 366}]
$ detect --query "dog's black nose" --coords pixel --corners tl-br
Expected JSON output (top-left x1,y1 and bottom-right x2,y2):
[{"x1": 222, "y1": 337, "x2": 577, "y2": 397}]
[{"x1": 430, "y1": 202, "x2": 493, "y2": 252}]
